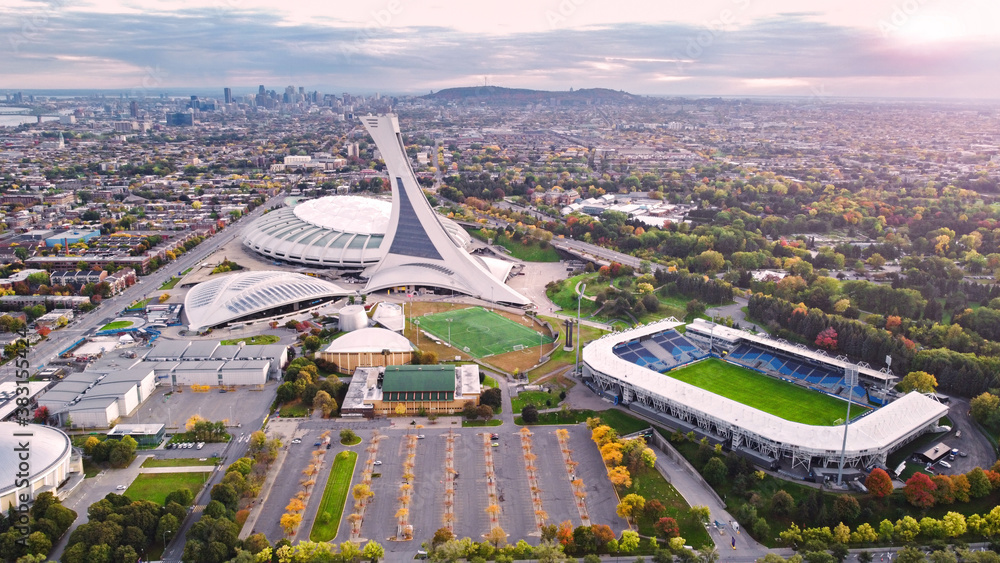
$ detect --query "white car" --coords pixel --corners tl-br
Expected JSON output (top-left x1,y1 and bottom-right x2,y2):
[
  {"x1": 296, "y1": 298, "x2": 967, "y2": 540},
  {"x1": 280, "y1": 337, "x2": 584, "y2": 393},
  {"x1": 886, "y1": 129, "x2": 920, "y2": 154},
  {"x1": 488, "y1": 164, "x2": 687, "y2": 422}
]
[
  {"x1": 116, "y1": 485, "x2": 127, "y2": 490},
  {"x1": 938, "y1": 460, "x2": 951, "y2": 469},
  {"x1": 291, "y1": 438, "x2": 302, "y2": 444},
  {"x1": 373, "y1": 460, "x2": 383, "y2": 466}
]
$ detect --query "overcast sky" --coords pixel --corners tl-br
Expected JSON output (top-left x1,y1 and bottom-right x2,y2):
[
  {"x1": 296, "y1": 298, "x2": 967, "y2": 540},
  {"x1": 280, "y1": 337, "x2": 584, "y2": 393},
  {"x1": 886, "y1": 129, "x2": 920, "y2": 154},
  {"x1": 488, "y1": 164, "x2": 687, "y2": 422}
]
[{"x1": 2, "y1": 0, "x2": 999, "y2": 98}]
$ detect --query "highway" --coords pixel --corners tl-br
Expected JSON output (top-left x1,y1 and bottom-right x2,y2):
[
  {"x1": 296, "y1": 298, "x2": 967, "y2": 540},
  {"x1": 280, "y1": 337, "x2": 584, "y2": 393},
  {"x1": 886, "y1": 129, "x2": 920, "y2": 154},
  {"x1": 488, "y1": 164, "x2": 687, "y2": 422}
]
[{"x1": 4, "y1": 193, "x2": 283, "y2": 386}]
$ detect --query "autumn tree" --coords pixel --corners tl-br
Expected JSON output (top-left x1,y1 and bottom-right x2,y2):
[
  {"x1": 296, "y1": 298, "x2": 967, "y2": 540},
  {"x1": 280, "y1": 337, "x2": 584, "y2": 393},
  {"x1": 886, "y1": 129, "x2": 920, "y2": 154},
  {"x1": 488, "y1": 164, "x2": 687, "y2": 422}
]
[
  {"x1": 655, "y1": 517, "x2": 681, "y2": 538},
  {"x1": 815, "y1": 327, "x2": 838, "y2": 351},
  {"x1": 865, "y1": 468, "x2": 894, "y2": 499},
  {"x1": 616, "y1": 494, "x2": 645, "y2": 520},
  {"x1": 607, "y1": 466, "x2": 632, "y2": 488},
  {"x1": 904, "y1": 472, "x2": 937, "y2": 509}
]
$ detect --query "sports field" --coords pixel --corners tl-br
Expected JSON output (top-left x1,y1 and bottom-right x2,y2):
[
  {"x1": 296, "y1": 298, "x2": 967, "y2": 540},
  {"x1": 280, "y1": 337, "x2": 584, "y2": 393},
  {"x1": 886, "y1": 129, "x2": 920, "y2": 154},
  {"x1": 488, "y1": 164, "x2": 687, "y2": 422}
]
[
  {"x1": 416, "y1": 306, "x2": 554, "y2": 357},
  {"x1": 664, "y1": 358, "x2": 868, "y2": 426}
]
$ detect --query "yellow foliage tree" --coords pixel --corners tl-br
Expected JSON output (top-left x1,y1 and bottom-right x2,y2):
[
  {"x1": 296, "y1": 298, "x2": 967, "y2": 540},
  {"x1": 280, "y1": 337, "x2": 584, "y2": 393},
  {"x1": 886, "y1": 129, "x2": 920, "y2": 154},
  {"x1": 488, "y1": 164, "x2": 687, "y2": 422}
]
[
  {"x1": 608, "y1": 466, "x2": 632, "y2": 488},
  {"x1": 185, "y1": 414, "x2": 206, "y2": 432},
  {"x1": 280, "y1": 512, "x2": 302, "y2": 536}
]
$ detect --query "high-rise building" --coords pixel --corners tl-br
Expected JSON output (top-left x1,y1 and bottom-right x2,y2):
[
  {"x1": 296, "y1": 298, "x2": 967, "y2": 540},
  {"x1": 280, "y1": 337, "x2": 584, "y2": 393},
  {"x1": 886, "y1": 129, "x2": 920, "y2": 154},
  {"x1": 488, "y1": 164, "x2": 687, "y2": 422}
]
[
  {"x1": 258, "y1": 85, "x2": 266, "y2": 95},
  {"x1": 129, "y1": 101, "x2": 138, "y2": 118},
  {"x1": 224, "y1": 87, "x2": 232, "y2": 104}
]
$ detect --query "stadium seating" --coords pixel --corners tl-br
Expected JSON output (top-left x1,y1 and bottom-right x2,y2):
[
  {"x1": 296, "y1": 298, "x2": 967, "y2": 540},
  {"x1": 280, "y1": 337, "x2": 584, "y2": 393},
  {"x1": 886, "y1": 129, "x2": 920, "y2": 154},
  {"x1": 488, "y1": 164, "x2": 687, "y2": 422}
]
[
  {"x1": 612, "y1": 330, "x2": 707, "y2": 372},
  {"x1": 726, "y1": 345, "x2": 866, "y2": 401}
]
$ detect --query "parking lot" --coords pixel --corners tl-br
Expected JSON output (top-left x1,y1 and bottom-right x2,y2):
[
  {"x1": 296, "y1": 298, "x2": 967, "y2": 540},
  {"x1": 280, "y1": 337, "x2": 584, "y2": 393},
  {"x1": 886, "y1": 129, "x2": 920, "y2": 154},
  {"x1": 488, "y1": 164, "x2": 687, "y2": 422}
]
[{"x1": 123, "y1": 382, "x2": 278, "y2": 433}]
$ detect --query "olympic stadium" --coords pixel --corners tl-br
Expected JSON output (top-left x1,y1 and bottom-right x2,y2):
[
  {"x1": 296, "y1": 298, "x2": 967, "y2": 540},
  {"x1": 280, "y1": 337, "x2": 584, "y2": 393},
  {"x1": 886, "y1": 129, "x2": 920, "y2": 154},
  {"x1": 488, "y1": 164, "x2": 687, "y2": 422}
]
[
  {"x1": 0, "y1": 422, "x2": 75, "y2": 511},
  {"x1": 242, "y1": 195, "x2": 471, "y2": 269},
  {"x1": 238, "y1": 114, "x2": 531, "y2": 307},
  {"x1": 582, "y1": 318, "x2": 948, "y2": 472}
]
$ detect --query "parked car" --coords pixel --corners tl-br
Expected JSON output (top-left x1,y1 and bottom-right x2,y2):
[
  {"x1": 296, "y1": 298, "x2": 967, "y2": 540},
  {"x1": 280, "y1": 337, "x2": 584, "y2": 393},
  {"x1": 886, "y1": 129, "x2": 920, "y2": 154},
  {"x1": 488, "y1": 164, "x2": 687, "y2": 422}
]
[
  {"x1": 196, "y1": 442, "x2": 204, "y2": 450},
  {"x1": 291, "y1": 438, "x2": 302, "y2": 444},
  {"x1": 374, "y1": 461, "x2": 383, "y2": 466},
  {"x1": 116, "y1": 485, "x2": 127, "y2": 490},
  {"x1": 490, "y1": 434, "x2": 499, "y2": 440},
  {"x1": 939, "y1": 460, "x2": 952, "y2": 469},
  {"x1": 417, "y1": 435, "x2": 425, "y2": 439}
]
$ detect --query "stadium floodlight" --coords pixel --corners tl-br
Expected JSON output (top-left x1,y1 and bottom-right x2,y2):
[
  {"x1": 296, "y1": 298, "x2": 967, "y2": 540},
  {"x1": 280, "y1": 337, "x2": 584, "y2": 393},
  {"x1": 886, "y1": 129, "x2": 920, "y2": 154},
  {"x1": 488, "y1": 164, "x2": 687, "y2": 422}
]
[
  {"x1": 576, "y1": 283, "x2": 587, "y2": 376},
  {"x1": 837, "y1": 365, "x2": 860, "y2": 485}
]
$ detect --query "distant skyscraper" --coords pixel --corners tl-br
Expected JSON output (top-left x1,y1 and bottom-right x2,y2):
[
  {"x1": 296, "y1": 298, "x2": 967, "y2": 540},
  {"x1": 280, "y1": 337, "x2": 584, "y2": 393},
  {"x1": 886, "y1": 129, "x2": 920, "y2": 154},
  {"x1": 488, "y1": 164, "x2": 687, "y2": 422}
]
[
  {"x1": 129, "y1": 101, "x2": 138, "y2": 118},
  {"x1": 258, "y1": 84, "x2": 266, "y2": 95},
  {"x1": 224, "y1": 87, "x2": 232, "y2": 104}
]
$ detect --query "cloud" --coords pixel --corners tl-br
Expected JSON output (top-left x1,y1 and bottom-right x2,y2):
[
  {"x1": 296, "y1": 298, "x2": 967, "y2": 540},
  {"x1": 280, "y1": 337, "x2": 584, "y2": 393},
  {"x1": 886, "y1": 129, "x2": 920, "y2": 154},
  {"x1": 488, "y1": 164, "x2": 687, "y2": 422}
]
[{"x1": 1, "y1": 6, "x2": 998, "y2": 98}]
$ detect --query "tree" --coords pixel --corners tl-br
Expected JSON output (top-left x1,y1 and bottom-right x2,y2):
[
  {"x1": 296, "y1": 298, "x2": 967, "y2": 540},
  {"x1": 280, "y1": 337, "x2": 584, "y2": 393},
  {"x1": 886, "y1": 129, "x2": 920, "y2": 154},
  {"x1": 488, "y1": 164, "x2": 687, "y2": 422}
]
[
  {"x1": 476, "y1": 404, "x2": 494, "y2": 421},
  {"x1": 431, "y1": 527, "x2": 454, "y2": 547},
  {"x1": 592, "y1": 524, "x2": 615, "y2": 552},
  {"x1": 942, "y1": 512, "x2": 967, "y2": 538},
  {"x1": 480, "y1": 387, "x2": 502, "y2": 409},
  {"x1": 655, "y1": 517, "x2": 681, "y2": 538},
  {"x1": 521, "y1": 405, "x2": 539, "y2": 424},
  {"x1": 899, "y1": 371, "x2": 937, "y2": 393},
  {"x1": 280, "y1": 512, "x2": 301, "y2": 536},
  {"x1": 967, "y1": 467, "x2": 992, "y2": 498},
  {"x1": 313, "y1": 390, "x2": 337, "y2": 417},
  {"x1": 158, "y1": 293, "x2": 170, "y2": 303},
  {"x1": 971, "y1": 393, "x2": 1000, "y2": 429},
  {"x1": 866, "y1": 253, "x2": 886, "y2": 269},
  {"x1": 340, "y1": 429, "x2": 359, "y2": 444},
  {"x1": 619, "y1": 530, "x2": 641, "y2": 554},
  {"x1": 904, "y1": 473, "x2": 937, "y2": 508},
  {"x1": 865, "y1": 468, "x2": 893, "y2": 499},
  {"x1": 771, "y1": 490, "x2": 795, "y2": 515},
  {"x1": 690, "y1": 505, "x2": 711, "y2": 525},
  {"x1": 362, "y1": 540, "x2": 384, "y2": 562},
  {"x1": 834, "y1": 495, "x2": 861, "y2": 522},
  {"x1": 616, "y1": 494, "x2": 646, "y2": 520},
  {"x1": 815, "y1": 327, "x2": 838, "y2": 351},
  {"x1": 608, "y1": 466, "x2": 632, "y2": 488},
  {"x1": 303, "y1": 335, "x2": 321, "y2": 353},
  {"x1": 486, "y1": 526, "x2": 508, "y2": 549},
  {"x1": 703, "y1": 457, "x2": 727, "y2": 485}
]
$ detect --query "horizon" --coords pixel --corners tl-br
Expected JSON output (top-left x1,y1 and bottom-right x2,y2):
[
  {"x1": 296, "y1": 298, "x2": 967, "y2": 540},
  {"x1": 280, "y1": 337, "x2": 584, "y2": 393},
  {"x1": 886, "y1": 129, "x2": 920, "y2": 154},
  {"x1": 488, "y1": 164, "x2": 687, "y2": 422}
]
[{"x1": 3, "y1": 0, "x2": 999, "y2": 99}]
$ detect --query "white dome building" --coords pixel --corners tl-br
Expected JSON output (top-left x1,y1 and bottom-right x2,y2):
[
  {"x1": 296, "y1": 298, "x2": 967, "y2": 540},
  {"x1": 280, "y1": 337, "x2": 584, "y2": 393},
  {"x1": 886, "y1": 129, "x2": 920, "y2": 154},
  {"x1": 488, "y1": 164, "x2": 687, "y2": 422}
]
[
  {"x1": 0, "y1": 422, "x2": 74, "y2": 511},
  {"x1": 242, "y1": 196, "x2": 471, "y2": 269},
  {"x1": 317, "y1": 327, "x2": 414, "y2": 374},
  {"x1": 185, "y1": 271, "x2": 352, "y2": 332}
]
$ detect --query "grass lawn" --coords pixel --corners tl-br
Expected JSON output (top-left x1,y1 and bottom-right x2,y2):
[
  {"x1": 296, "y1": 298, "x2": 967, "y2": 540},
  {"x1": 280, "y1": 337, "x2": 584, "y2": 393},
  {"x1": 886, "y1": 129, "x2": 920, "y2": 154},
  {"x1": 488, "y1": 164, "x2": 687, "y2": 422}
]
[
  {"x1": 141, "y1": 457, "x2": 219, "y2": 468},
  {"x1": 417, "y1": 306, "x2": 553, "y2": 358},
  {"x1": 340, "y1": 435, "x2": 362, "y2": 446},
  {"x1": 471, "y1": 229, "x2": 561, "y2": 262},
  {"x1": 159, "y1": 277, "x2": 181, "y2": 290},
  {"x1": 596, "y1": 409, "x2": 650, "y2": 436},
  {"x1": 100, "y1": 320, "x2": 134, "y2": 331},
  {"x1": 279, "y1": 401, "x2": 310, "y2": 418},
  {"x1": 309, "y1": 450, "x2": 357, "y2": 542},
  {"x1": 221, "y1": 334, "x2": 280, "y2": 345},
  {"x1": 128, "y1": 298, "x2": 151, "y2": 310},
  {"x1": 462, "y1": 419, "x2": 503, "y2": 427},
  {"x1": 617, "y1": 465, "x2": 713, "y2": 548},
  {"x1": 483, "y1": 376, "x2": 499, "y2": 388},
  {"x1": 82, "y1": 459, "x2": 101, "y2": 478},
  {"x1": 664, "y1": 358, "x2": 867, "y2": 426},
  {"x1": 124, "y1": 472, "x2": 210, "y2": 505},
  {"x1": 517, "y1": 409, "x2": 598, "y2": 425},
  {"x1": 547, "y1": 274, "x2": 600, "y2": 316},
  {"x1": 511, "y1": 390, "x2": 562, "y2": 413}
]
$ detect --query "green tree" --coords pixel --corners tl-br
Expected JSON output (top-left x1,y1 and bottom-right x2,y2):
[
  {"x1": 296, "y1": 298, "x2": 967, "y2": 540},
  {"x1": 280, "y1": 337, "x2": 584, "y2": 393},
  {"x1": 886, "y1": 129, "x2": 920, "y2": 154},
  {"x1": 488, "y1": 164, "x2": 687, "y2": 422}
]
[
  {"x1": 703, "y1": 457, "x2": 727, "y2": 485},
  {"x1": 362, "y1": 540, "x2": 385, "y2": 562},
  {"x1": 899, "y1": 371, "x2": 937, "y2": 393}
]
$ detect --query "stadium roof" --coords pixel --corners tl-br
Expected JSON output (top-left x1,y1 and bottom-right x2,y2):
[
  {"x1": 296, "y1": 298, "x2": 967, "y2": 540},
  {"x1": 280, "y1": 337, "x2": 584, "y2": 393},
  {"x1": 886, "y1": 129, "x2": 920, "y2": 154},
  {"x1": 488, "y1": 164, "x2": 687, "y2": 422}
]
[
  {"x1": 0, "y1": 422, "x2": 71, "y2": 495},
  {"x1": 583, "y1": 320, "x2": 948, "y2": 458},
  {"x1": 185, "y1": 271, "x2": 352, "y2": 332},
  {"x1": 687, "y1": 318, "x2": 896, "y2": 383},
  {"x1": 242, "y1": 196, "x2": 470, "y2": 268},
  {"x1": 324, "y1": 327, "x2": 413, "y2": 354}
]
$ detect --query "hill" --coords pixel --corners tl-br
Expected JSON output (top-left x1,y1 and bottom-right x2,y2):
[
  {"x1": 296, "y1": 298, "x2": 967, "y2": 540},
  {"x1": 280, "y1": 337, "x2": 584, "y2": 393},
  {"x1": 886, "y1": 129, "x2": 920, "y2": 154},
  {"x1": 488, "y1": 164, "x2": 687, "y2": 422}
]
[{"x1": 422, "y1": 86, "x2": 638, "y2": 104}]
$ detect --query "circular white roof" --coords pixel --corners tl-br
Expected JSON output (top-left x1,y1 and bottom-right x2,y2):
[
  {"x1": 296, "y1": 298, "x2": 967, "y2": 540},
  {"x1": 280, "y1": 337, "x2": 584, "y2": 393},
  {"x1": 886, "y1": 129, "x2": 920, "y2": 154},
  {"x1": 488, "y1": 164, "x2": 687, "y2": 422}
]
[
  {"x1": 293, "y1": 196, "x2": 390, "y2": 235},
  {"x1": 0, "y1": 422, "x2": 71, "y2": 495},
  {"x1": 185, "y1": 271, "x2": 352, "y2": 332},
  {"x1": 324, "y1": 327, "x2": 413, "y2": 354}
]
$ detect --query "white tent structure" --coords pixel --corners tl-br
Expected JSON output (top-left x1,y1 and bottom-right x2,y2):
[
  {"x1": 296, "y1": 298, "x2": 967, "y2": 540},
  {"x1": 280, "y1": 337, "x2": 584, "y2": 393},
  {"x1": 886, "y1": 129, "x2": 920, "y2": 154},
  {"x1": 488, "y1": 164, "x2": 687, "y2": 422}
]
[{"x1": 360, "y1": 114, "x2": 531, "y2": 307}]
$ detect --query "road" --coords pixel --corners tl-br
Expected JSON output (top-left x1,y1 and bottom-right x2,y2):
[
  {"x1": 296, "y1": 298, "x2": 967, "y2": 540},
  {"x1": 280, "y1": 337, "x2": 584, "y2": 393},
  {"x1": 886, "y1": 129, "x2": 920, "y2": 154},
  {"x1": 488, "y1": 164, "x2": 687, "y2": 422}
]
[{"x1": 5, "y1": 194, "x2": 283, "y2": 386}]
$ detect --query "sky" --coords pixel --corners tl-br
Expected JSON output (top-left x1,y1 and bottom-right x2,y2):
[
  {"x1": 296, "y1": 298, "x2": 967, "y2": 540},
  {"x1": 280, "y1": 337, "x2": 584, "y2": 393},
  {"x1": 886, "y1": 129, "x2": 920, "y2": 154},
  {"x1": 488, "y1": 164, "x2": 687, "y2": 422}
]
[{"x1": 2, "y1": 0, "x2": 999, "y2": 99}]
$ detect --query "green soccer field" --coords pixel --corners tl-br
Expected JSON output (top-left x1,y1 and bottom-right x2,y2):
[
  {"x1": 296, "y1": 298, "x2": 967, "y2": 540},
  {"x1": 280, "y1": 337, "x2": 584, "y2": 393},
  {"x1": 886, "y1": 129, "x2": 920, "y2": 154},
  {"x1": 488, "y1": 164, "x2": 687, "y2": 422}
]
[
  {"x1": 415, "y1": 306, "x2": 554, "y2": 357},
  {"x1": 664, "y1": 358, "x2": 868, "y2": 426}
]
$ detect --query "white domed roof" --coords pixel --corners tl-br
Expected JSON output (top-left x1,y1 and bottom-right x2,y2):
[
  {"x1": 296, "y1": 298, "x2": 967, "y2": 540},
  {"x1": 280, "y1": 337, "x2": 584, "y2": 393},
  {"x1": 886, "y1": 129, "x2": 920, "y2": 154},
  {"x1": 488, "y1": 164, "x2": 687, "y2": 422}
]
[
  {"x1": 185, "y1": 271, "x2": 351, "y2": 332},
  {"x1": 324, "y1": 327, "x2": 413, "y2": 354},
  {"x1": 0, "y1": 422, "x2": 71, "y2": 495},
  {"x1": 293, "y1": 196, "x2": 391, "y2": 235}
]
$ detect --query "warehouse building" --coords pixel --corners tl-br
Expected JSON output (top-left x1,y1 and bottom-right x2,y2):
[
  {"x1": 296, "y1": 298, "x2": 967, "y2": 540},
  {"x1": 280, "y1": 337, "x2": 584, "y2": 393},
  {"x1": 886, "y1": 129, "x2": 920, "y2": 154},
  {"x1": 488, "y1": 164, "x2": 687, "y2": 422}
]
[{"x1": 39, "y1": 366, "x2": 156, "y2": 429}]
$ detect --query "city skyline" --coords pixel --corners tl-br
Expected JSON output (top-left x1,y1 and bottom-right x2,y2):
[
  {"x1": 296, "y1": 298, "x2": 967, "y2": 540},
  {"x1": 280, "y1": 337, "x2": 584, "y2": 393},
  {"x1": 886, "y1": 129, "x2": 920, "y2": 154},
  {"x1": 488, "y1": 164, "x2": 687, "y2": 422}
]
[{"x1": 2, "y1": 0, "x2": 999, "y2": 99}]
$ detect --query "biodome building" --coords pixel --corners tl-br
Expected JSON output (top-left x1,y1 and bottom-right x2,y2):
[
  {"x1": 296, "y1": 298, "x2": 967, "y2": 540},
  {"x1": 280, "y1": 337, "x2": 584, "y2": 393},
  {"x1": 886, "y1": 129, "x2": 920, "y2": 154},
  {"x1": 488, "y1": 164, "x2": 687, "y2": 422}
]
[
  {"x1": 0, "y1": 422, "x2": 74, "y2": 511},
  {"x1": 242, "y1": 195, "x2": 471, "y2": 269}
]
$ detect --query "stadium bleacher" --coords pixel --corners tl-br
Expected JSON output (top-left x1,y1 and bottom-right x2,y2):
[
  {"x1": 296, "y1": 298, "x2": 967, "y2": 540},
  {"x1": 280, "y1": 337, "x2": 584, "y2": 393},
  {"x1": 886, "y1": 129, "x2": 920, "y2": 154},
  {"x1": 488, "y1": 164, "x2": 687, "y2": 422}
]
[
  {"x1": 726, "y1": 345, "x2": 869, "y2": 403},
  {"x1": 612, "y1": 329, "x2": 708, "y2": 373}
]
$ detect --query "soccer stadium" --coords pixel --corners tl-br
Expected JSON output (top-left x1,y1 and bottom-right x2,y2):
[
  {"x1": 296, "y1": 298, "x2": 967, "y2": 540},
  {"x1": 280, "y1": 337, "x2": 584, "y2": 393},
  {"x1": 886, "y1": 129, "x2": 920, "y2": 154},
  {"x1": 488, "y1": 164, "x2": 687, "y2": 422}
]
[{"x1": 582, "y1": 318, "x2": 948, "y2": 473}]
